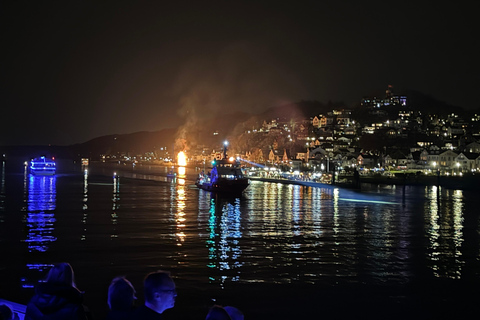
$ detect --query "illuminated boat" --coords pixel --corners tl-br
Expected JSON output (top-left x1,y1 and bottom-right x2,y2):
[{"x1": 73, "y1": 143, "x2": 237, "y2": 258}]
[
  {"x1": 195, "y1": 142, "x2": 249, "y2": 194},
  {"x1": 30, "y1": 156, "x2": 56, "y2": 175}
]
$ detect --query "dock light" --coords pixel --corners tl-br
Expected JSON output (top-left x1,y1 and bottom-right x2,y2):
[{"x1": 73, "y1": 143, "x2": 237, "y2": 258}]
[{"x1": 224, "y1": 141, "x2": 229, "y2": 146}]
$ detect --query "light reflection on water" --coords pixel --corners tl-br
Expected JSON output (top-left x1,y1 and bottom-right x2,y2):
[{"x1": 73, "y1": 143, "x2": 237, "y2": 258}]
[
  {"x1": 1, "y1": 162, "x2": 480, "y2": 318},
  {"x1": 425, "y1": 186, "x2": 465, "y2": 279},
  {"x1": 22, "y1": 170, "x2": 57, "y2": 288},
  {"x1": 26, "y1": 174, "x2": 57, "y2": 252}
]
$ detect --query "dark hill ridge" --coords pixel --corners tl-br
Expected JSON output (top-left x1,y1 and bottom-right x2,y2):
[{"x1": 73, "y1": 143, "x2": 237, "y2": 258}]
[
  {"x1": 0, "y1": 129, "x2": 177, "y2": 160},
  {"x1": 257, "y1": 100, "x2": 335, "y2": 121},
  {"x1": 70, "y1": 128, "x2": 177, "y2": 158},
  {"x1": 2, "y1": 95, "x2": 473, "y2": 159},
  {"x1": 65, "y1": 101, "x2": 328, "y2": 157},
  {"x1": 405, "y1": 90, "x2": 466, "y2": 116}
]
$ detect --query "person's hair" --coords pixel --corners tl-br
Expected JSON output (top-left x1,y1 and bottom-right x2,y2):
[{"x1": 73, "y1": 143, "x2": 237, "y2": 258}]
[
  {"x1": 205, "y1": 305, "x2": 232, "y2": 320},
  {"x1": 45, "y1": 262, "x2": 76, "y2": 287},
  {"x1": 223, "y1": 306, "x2": 244, "y2": 320},
  {"x1": 143, "y1": 271, "x2": 173, "y2": 302},
  {"x1": 108, "y1": 276, "x2": 136, "y2": 311},
  {"x1": 0, "y1": 304, "x2": 14, "y2": 320}
]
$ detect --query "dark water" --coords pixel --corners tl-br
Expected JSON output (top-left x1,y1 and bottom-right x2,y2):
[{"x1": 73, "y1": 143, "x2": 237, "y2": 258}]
[{"x1": 1, "y1": 160, "x2": 480, "y2": 319}]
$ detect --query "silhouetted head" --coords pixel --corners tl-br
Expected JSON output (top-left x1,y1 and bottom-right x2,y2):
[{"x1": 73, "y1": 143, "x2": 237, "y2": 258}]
[
  {"x1": 144, "y1": 271, "x2": 176, "y2": 314},
  {"x1": 224, "y1": 306, "x2": 244, "y2": 320},
  {"x1": 205, "y1": 305, "x2": 232, "y2": 320},
  {"x1": 45, "y1": 262, "x2": 76, "y2": 287},
  {"x1": 108, "y1": 276, "x2": 136, "y2": 311},
  {"x1": 0, "y1": 304, "x2": 14, "y2": 320}
]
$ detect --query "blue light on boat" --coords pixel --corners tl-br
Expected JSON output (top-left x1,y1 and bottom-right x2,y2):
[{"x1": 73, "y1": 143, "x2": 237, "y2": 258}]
[{"x1": 30, "y1": 156, "x2": 56, "y2": 175}]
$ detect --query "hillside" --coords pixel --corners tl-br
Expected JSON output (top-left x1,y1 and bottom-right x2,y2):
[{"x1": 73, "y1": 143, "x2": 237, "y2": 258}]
[{"x1": 2, "y1": 94, "x2": 472, "y2": 159}]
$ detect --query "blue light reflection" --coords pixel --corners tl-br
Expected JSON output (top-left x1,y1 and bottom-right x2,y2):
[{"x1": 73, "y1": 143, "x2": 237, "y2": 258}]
[
  {"x1": 26, "y1": 174, "x2": 57, "y2": 252},
  {"x1": 22, "y1": 174, "x2": 57, "y2": 288}
]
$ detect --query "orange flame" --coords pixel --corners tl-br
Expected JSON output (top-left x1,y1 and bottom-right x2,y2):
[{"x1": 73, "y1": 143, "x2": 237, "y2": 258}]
[{"x1": 177, "y1": 151, "x2": 187, "y2": 166}]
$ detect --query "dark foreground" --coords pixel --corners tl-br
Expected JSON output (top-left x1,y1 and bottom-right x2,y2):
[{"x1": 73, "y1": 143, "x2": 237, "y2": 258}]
[{"x1": 3, "y1": 279, "x2": 479, "y2": 320}]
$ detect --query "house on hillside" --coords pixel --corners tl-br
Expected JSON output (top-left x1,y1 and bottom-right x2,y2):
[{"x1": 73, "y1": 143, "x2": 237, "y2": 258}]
[
  {"x1": 282, "y1": 149, "x2": 289, "y2": 162},
  {"x1": 455, "y1": 152, "x2": 480, "y2": 172},
  {"x1": 312, "y1": 116, "x2": 321, "y2": 128},
  {"x1": 385, "y1": 150, "x2": 409, "y2": 168},
  {"x1": 309, "y1": 147, "x2": 327, "y2": 159},
  {"x1": 426, "y1": 145, "x2": 442, "y2": 168},
  {"x1": 408, "y1": 151, "x2": 426, "y2": 170},
  {"x1": 465, "y1": 142, "x2": 480, "y2": 153},
  {"x1": 357, "y1": 154, "x2": 376, "y2": 169},
  {"x1": 438, "y1": 150, "x2": 458, "y2": 171},
  {"x1": 296, "y1": 152, "x2": 308, "y2": 161},
  {"x1": 268, "y1": 149, "x2": 283, "y2": 163},
  {"x1": 333, "y1": 137, "x2": 351, "y2": 151}
]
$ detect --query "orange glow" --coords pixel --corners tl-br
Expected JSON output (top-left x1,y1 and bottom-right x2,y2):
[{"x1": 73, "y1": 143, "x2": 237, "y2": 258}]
[
  {"x1": 178, "y1": 166, "x2": 186, "y2": 177},
  {"x1": 177, "y1": 151, "x2": 187, "y2": 166}
]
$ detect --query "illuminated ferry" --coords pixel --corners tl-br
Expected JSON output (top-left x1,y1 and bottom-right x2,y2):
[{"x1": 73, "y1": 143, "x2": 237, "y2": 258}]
[
  {"x1": 30, "y1": 156, "x2": 56, "y2": 175},
  {"x1": 195, "y1": 142, "x2": 249, "y2": 194}
]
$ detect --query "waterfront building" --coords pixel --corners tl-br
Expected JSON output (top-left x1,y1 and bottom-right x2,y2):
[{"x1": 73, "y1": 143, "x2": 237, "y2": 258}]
[
  {"x1": 455, "y1": 152, "x2": 480, "y2": 172},
  {"x1": 438, "y1": 150, "x2": 459, "y2": 173},
  {"x1": 357, "y1": 154, "x2": 376, "y2": 169}
]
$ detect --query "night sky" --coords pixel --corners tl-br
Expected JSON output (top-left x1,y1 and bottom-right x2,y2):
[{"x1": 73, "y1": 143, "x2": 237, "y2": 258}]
[{"x1": 2, "y1": 1, "x2": 477, "y2": 146}]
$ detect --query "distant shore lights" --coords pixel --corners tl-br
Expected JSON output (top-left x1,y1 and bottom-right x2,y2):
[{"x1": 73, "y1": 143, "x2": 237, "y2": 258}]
[{"x1": 177, "y1": 151, "x2": 187, "y2": 167}]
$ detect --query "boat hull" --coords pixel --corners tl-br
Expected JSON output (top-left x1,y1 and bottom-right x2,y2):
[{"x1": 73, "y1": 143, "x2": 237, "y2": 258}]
[
  {"x1": 30, "y1": 169, "x2": 56, "y2": 175},
  {"x1": 196, "y1": 179, "x2": 249, "y2": 194}
]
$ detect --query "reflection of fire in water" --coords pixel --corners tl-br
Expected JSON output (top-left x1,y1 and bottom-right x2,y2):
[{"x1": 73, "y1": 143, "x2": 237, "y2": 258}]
[
  {"x1": 175, "y1": 185, "x2": 186, "y2": 245},
  {"x1": 178, "y1": 166, "x2": 186, "y2": 179},
  {"x1": 177, "y1": 151, "x2": 187, "y2": 167}
]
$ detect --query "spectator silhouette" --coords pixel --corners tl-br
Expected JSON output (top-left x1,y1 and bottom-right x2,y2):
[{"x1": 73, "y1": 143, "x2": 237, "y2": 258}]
[
  {"x1": 106, "y1": 276, "x2": 136, "y2": 320},
  {"x1": 205, "y1": 305, "x2": 231, "y2": 320},
  {"x1": 0, "y1": 304, "x2": 19, "y2": 320},
  {"x1": 224, "y1": 306, "x2": 244, "y2": 320},
  {"x1": 25, "y1": 262, "x2": 93, "y2": 320},
  {"x1": 130, "y1": 271, "x2": 176, "y2": 319}
]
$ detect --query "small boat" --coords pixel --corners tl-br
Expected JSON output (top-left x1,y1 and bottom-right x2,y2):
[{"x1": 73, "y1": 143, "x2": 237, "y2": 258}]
[
  {"x1": 30, "y1": 156, "x2": 56, "y2": 175},
  {"x1": 195, "y1": 142, "x2": 249, "y2": 194}
]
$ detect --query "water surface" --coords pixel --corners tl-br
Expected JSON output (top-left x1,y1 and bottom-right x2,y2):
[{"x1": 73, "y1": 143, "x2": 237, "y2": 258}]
[{"x1": 1, "y1": 160, "x2": 480, "y2": 319}]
